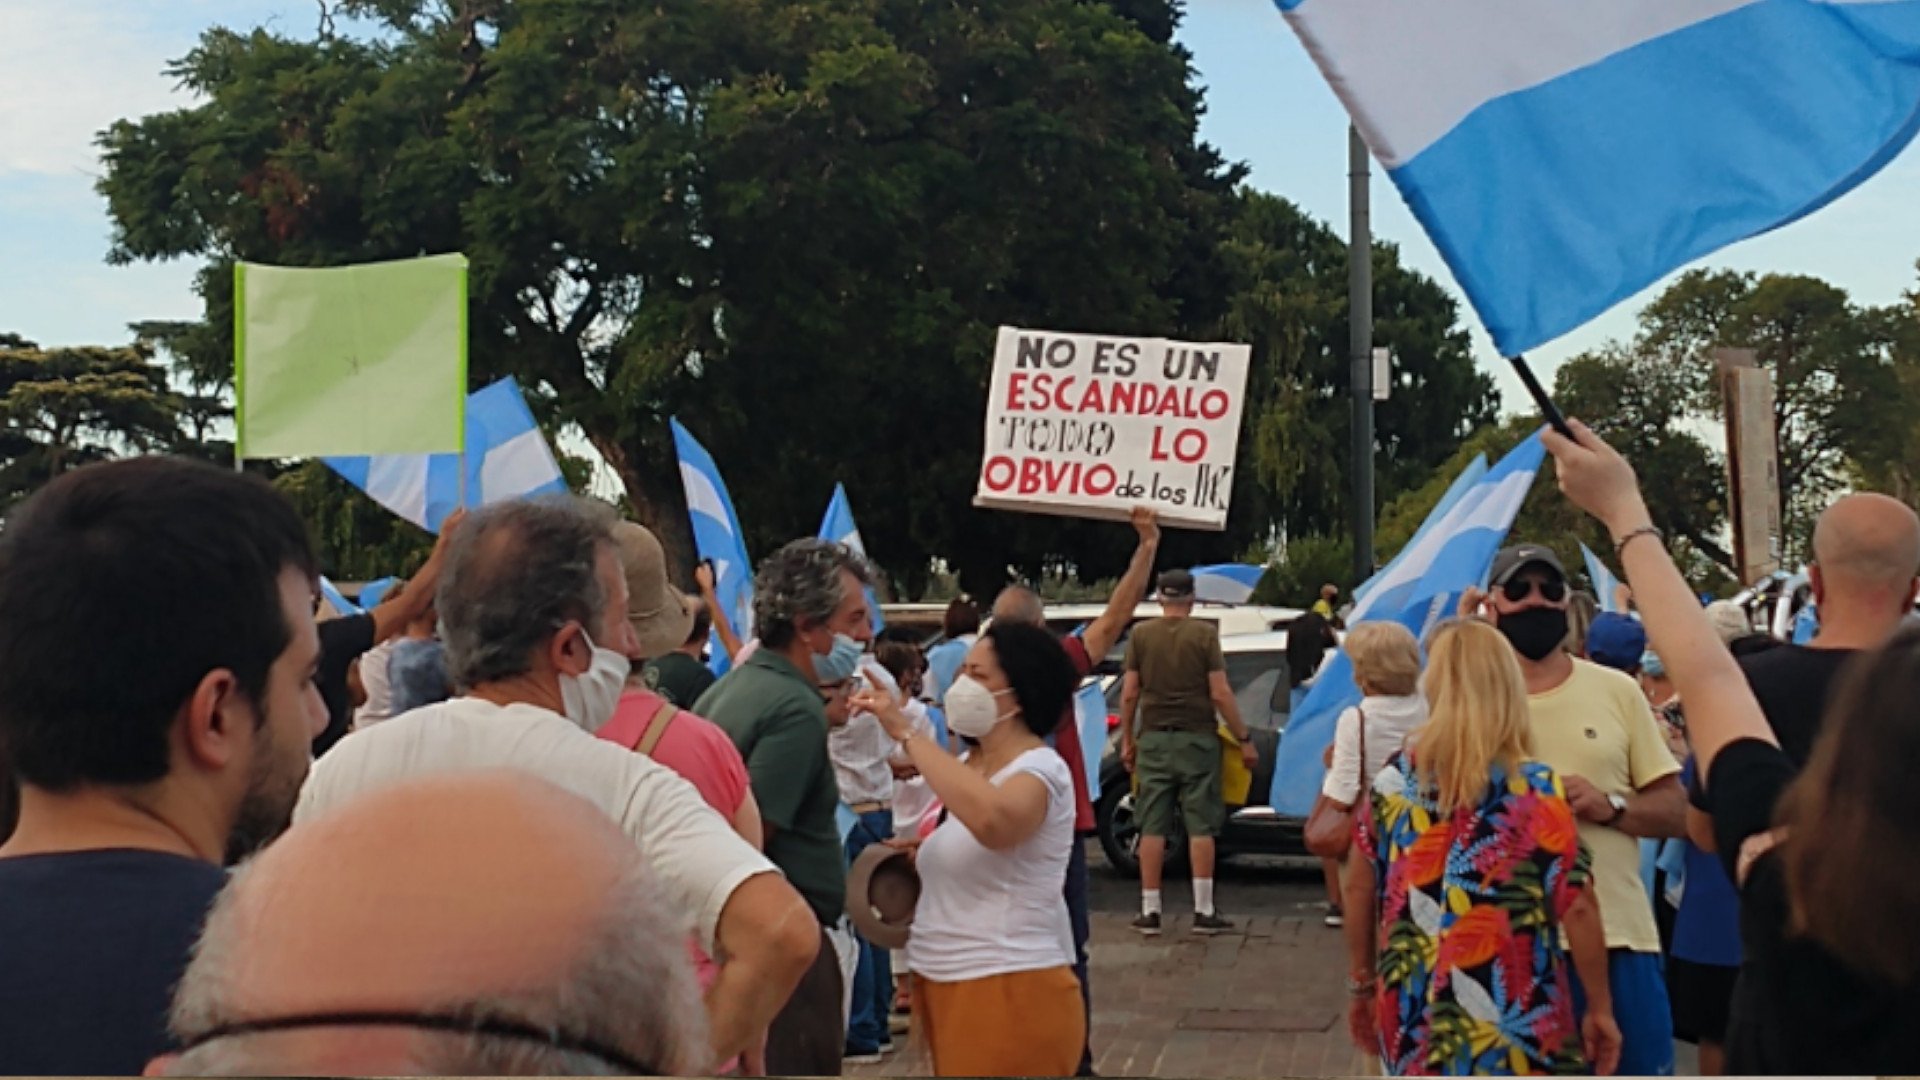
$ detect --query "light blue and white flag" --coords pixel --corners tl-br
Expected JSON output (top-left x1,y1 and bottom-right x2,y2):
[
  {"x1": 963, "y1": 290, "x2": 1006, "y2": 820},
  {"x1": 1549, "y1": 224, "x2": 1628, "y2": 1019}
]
[
  {"x1": 323, "y1": 376, "x2": 565, "y2": 533},
  {"x1": 1190, "y1": 564, "x2": 1265, "y2": 605},
  {"x1": 1583, "y1": 542, "x2": 1626, "y2": 614},
  {"x1": 1352, "y1": 453, "x2": 1489, "y2": 609},
  {"x1": 1275, "y1": 0, "x2": 1920, "y2": 356},
  {"x1": 819, "y1": 483, "x2": 885, "y2": 634},
  {"x1": 317, "y1": 576, "x2": 361, "y2": 617},
  {"x1": 672, "y1": 418, "x2": 755, "y2": 676},
  {"x1": 356, "y1": 576, "x2": 400, "y2": 610},
  {"x1": 1270, "y1": 433, "x2": 1547, "y2": 815}
]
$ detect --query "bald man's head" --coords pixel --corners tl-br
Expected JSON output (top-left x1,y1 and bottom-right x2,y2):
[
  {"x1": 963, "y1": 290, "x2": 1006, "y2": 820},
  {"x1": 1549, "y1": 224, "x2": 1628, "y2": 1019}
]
[
  {"x1": 162, "y1": 772, "x2": 705, "y2": 1076},
  {"x1": 992, "y1": 586, "x2": 1045, "y2": 627},
  {"x1": 1811, "y1": 494, "x2": 1920, "y2": 631}
]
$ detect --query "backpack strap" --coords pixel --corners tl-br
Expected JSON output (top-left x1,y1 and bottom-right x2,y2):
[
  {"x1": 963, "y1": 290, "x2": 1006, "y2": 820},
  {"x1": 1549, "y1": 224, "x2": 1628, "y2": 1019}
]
[{"x1": 635, "y1": 703, "x2": 679, "y2": 758}]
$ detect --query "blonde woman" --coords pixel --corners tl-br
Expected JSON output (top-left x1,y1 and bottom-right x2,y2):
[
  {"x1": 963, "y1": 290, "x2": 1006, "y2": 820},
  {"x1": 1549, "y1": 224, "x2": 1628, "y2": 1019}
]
[
  {"x1": 1346, "y1": 619, "x2": 1620, "y2": 1076},
  {"x1": 1319, "y1": 622, "x2": 1428, "y2": 927}
]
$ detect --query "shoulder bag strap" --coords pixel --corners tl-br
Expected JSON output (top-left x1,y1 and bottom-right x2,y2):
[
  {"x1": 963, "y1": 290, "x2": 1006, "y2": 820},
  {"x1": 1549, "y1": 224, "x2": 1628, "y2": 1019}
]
[{"x1": 635, "y1": 703, "x2": 679, "y2": 758}]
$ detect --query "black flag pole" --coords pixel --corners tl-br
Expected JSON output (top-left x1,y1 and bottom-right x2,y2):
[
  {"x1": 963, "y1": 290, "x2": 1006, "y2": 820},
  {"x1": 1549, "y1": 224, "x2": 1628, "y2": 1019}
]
[{"x1": 1508, "y1": 354, "x2": 1575, "y2": 440}]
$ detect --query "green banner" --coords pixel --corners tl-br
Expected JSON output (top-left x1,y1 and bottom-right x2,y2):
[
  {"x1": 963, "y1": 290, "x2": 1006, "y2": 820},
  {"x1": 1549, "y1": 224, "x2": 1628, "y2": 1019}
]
[{"x1": 235, "y1": 254, "x2": 468, "y2": 459}]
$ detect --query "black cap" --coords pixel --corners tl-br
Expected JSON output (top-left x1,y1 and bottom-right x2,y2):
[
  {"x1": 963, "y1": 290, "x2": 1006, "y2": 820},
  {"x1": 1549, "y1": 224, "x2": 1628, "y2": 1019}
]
[
  {"x1": 1158, "y1": 569, "x2": 1196, "y2": 599},
  {"x1": 1489, "y1": 544, "x2": 1567, "y2": 587}
]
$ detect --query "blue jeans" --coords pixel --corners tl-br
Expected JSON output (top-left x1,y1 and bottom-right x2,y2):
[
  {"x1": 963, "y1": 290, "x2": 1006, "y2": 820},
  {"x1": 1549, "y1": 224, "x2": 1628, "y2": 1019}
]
[
  {"x1": 1573, "y1": 948, "x2": 1675, "y2": 1076},
  {"x1": 1065, "y1": 833, "x2": 1095, "y2": 1075},
  {"x1": 845, "y1": 808, "x2": 894, "y2": 1054}
]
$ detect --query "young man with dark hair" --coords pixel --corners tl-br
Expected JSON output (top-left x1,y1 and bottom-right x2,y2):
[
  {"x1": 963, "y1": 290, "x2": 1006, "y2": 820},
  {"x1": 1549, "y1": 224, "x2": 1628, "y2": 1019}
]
[{"x1": 0, "y1": 457, "x2": 329, "y2": 1075}]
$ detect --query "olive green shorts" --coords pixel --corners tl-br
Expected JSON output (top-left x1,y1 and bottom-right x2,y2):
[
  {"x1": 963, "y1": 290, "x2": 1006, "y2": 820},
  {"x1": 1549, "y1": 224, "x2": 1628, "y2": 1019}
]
[{"x1": 1135, "y1": 730, "x2": 1225, "y2": 838}]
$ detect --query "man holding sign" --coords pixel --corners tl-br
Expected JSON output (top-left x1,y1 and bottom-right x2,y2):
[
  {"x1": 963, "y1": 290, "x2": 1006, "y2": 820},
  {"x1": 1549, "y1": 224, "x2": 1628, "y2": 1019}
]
[{"x1": 974, "y1": 327, "x2": 1251, "y2": 530}]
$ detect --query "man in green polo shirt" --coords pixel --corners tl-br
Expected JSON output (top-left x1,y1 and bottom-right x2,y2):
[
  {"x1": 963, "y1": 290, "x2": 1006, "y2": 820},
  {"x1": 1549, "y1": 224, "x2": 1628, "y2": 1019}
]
[{"x1": 696, "y1": 538, "x2": 876, "y2": 1077}]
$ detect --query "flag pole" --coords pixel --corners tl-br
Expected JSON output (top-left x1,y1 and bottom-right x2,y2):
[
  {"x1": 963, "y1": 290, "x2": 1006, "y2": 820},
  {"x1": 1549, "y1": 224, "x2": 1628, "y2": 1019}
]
[{"x1": 1507, "y1": 355, "x2": 1575, "y2": 439}]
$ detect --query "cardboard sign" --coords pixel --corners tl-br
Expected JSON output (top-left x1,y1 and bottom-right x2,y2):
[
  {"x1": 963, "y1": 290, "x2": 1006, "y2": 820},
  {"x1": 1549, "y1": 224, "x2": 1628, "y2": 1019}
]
[{"x1": 973, "y1": 327, "x2": 1251, "y2": 530}]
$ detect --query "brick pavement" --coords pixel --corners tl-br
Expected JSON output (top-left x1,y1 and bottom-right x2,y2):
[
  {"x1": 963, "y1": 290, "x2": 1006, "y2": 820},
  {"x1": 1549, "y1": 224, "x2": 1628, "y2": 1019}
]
[{"x1": 853, "y1": 910, "x2": 1375, "y2": 1078}]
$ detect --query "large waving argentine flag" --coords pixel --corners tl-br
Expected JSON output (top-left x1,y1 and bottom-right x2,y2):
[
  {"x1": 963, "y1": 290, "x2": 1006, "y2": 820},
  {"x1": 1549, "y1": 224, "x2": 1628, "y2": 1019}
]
[
  {"x1": 323, "y1": 377, "x2": 566, "y2": 533},
  {"x1": 1269, "y1": 433, "x2": 1546, "y2": 815},
  {"x1": 818, "y1": 483, "x2": 885, "y2": 634},
  {"x1": 671, "y1": 418, "x2": 756, "y2": 675},
  {"x1": 1277, "y1": 0, "x2": 1920, "y2": 356}
]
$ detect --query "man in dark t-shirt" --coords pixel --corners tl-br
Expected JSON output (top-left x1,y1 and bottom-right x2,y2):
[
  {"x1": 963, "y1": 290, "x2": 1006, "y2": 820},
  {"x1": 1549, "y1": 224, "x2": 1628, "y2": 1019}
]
[
  {"x1": 0, "y1": 458, "x2": 328, "y2": 1074},
  {"x1": 645, "y1": 601, "x2": 720, "y2": 706}
]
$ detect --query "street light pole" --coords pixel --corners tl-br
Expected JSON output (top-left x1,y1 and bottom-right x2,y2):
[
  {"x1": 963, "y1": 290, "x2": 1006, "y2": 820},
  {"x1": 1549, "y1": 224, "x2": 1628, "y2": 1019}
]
[{"x1": 1349, "y1": 124, "x2": 1375, "y2": 584}]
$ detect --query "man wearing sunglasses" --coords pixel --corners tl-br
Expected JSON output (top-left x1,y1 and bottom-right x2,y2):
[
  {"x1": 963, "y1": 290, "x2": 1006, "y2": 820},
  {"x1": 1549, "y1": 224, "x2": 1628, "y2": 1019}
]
[{"x1": 1466, "y1": 544, "x2": 1687, "y2": 1077}]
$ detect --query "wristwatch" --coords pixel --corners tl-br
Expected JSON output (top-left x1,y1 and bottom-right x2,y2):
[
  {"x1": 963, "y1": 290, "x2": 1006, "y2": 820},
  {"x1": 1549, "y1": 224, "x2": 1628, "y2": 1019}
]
[{"x1": 1605, "y1": 793, "x2": 1629, "y2": 826}]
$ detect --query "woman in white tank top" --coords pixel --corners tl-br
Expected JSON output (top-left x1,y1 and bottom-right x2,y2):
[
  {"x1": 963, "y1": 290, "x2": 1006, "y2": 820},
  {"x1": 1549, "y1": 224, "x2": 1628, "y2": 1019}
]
[{"x1": 851, "y1": 621, "x2": 1085, "y2": 1077}]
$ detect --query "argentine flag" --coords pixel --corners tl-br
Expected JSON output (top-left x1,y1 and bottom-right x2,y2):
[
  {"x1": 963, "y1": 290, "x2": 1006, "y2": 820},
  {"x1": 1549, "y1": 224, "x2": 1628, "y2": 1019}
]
[
  {"x1": 1190, "y1": 564, "x2": 1266, "y2": 605},
  {"x1": 323, "y1": 376, "x2": 566, "y2": 533},
  {"x1": 1269, "y1": 433, "x2": 1547, "y2": 815},
  {"x1": 1583, "y1": 542, "x2": 1626, "y2": 614},
  {"x1": 818, "y1": 483, "x2": 885, "y2": 634},
  {"x1": 672, "y1": 418, "x2": 756, "y2": 675},
  {"x1": 1275, "y1": 0, "x2": 1920, "y2": 356},
  {"x1": 1351, "y1": 453, "x2": 1489, "y2": 610}
]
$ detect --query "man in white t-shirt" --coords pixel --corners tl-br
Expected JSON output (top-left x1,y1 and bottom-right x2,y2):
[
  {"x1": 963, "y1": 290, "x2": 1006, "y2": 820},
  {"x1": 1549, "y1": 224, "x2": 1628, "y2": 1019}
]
[{"x1": 297, "y1": 497, "x2": 819, "y2": 1073}]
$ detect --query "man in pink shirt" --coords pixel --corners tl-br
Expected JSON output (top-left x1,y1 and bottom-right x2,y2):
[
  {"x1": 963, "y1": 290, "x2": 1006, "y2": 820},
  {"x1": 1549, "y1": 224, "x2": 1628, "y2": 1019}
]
[{"x1": 989, "y1": 507, "x2": 1160, "y2": 1077}]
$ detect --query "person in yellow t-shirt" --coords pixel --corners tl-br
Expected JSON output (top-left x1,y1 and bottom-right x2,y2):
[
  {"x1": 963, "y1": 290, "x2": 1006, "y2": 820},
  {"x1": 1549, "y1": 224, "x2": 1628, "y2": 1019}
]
[{"x1": 1462, "y1": 543, "x2": 1685, "y2": 1078}]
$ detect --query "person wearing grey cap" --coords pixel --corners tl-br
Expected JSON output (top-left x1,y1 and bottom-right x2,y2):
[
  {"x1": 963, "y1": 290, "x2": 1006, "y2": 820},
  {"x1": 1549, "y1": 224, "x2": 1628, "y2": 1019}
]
[
  {"x1": 1462, "y1": 543, "x2": 1686, "y2": 1076},
  {"x1": 1117, "y1": 569, "x2": 1257, "y2": 937}
]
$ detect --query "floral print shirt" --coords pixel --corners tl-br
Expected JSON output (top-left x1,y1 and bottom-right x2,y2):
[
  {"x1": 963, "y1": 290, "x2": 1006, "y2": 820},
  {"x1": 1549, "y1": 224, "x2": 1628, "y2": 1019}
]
[{"x1": 1364, "y1": 753, "x2": 1594, "y2": 1075}]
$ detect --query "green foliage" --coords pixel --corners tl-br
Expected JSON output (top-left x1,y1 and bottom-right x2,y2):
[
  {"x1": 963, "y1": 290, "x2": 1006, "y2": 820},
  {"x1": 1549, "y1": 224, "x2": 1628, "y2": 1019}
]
[
  {"x1": 271, "y1": 460, "x2": 435, "y2": 580},
  {"x1": 0, "y1": 335, "x2": 181, "y2": 511},
  {"x1": 1252, "y1": 533, "x2": 1351, "y2": 609},
  {"x1": 1632, "y1": 268, "x2": 1903, "y2": 562},
  {"x1": 92, "y1": 0, "x2": 1499, "y2": 597},
  {"x1": 1218, "y1": 191, "x2": 1500, "y2": 549}
]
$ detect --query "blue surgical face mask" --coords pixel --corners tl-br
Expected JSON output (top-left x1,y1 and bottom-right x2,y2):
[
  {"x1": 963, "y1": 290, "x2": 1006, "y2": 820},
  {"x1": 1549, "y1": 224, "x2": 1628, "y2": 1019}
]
[{"x1": 812, "y1": 632, "x2": 864, "y2": 684}]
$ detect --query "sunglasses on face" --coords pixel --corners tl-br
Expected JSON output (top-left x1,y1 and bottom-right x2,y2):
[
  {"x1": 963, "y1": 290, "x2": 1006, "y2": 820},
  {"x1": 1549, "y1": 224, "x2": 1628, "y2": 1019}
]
[{"x1": 1500, "y1": 578, "x2": 1567, "y2": 604}]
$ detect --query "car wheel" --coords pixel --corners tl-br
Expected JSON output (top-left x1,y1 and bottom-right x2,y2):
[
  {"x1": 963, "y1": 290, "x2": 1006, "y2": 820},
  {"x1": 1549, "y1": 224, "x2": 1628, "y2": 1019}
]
[{"x1": 1095, "y1": 783, "x2": 1186, "y2": 878}]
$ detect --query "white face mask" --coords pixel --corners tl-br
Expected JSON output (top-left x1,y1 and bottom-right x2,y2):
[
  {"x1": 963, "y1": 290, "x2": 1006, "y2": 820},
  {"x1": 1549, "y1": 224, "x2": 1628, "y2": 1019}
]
[
  {"x1": 944, "y1": 674, "x2": 1013, "y2": 739},
  {"x1": 559, "y1": 630, "x2": 632, "y2": 733}
]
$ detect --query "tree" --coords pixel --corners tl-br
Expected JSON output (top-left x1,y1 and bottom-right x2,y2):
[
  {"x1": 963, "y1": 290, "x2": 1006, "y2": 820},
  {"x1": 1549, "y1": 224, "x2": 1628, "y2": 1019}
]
[
  {"x1": 1551, "y1": 344, "x2": 1731, "y2": 573},
  {"x1": 0, "y1": 335, "x2": 180, "y2": 511},
  {"x1": 1635, "y1": 269, "x2": 1901, "y2": 561},
  {"x1": 96, "y1": 0, "x2": 1259, "y2": 598},
  {"x1": 1217, "y1": 191, "x2": 1500, "y2": 551}
]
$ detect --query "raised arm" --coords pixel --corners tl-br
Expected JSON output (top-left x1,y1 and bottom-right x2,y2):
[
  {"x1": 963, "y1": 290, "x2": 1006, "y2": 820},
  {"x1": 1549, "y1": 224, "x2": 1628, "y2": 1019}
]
[
  {"x1": 370, "y1": 509, "x2": 465, "y2": 644},
  {"x1": 696, "y1": 561, "x2": 746, "y2": 662},
  {"x1": 852, "y1": 690, "x2": 1051, "y2": 850},
  {"x1": 1081, "y1": 508, "x2": 1160, "y2": 662},
  {"x1": 1543, "y1": 422, "x2": 1776, "y2": 777}
]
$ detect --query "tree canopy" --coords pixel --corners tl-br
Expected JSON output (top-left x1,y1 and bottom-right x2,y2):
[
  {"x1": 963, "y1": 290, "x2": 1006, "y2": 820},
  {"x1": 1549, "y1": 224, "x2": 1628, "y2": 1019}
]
[{"x1": 93, "y1": 0, "x2": 1503, "y2": 595}]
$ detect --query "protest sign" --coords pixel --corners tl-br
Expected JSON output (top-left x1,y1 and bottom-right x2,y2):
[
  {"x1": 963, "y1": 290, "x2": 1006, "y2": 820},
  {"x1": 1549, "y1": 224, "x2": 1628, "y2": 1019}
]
[{"x1": 973, "y1": 326, "x2": 1250, "y2": 530}]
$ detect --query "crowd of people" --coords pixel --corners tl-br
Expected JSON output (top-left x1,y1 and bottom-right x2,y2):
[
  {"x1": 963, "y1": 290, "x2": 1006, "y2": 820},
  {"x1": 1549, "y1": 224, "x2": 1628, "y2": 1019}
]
[
  {"x1": 1326, "y1": 424, "x2": 1920, "y2": 1076},
  {"x1": 0, "y1": 417, "x2": 1917, "y2": 1078}
]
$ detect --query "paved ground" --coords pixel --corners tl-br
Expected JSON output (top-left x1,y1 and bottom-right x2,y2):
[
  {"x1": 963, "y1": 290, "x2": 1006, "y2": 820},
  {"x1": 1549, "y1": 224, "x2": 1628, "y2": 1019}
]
[
  {"x1": 857, "y1": 851, "x2": 1374, "y2": 1078},
  {"x1": 855, "y1": 847, "x2": 1698, "y2": 1077}
]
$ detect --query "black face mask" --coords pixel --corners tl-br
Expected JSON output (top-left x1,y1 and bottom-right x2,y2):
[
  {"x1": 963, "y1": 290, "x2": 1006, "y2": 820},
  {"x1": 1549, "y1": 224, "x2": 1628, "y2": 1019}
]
[{"x1": 1498, "y1": 605, "x2": 1570, "y2": 661}]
